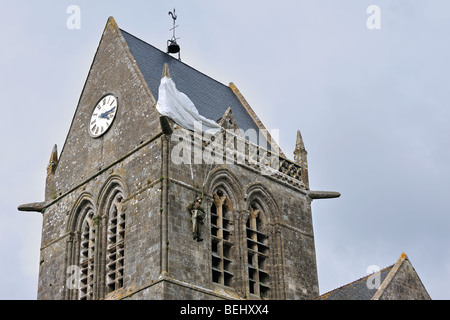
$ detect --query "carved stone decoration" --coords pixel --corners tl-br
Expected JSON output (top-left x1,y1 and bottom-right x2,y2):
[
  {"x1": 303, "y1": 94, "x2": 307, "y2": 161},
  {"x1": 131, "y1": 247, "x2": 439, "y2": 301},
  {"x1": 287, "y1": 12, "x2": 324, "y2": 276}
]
[
  {"x1": 213, "y1": 191, "x2": 232, "y2": 212},
  {"x1": 249, "y1": 206, "x2": 260, "y2": 220}
]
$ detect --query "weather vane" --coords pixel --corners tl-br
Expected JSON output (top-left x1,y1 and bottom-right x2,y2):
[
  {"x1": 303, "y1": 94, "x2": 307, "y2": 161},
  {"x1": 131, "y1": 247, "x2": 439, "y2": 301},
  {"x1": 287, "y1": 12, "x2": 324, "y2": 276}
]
[{"x1": 167, "y1": 8, "x2": 181, "y2": 60}]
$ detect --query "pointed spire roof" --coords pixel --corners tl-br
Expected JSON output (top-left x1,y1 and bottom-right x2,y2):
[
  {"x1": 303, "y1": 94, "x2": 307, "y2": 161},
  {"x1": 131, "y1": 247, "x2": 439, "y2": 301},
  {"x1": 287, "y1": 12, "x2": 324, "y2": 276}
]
[
  {"x1": 294, "y1": 130, "x2": 306, "y2": 155},
  {"x1": 50, "y1": 144, "x2": 58, "y2": 162},
  {"x1": 294, "y1": 129, "x2": 307, "y2": 167},
  {"x1": 161, "y1": 63, "x2": 171, "y2": 79},
  {"x1": 47, "y1": 144, "x2": 58, "y2": 175}
]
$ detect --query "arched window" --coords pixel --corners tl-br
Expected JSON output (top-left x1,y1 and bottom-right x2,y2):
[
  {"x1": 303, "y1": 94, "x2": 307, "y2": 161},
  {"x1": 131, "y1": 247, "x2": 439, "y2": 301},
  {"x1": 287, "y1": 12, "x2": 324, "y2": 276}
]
[
  {"x1": 211, "y1": 189, "x2": 233, "y2": 287},
  {"x1": 106, "y1": 191, "x2": 125, "y2": 293},
  {"x1": 67, "y1": 180, "x2": 127, "y2": 300},
  {"x1": 79, "y1": 205, "x2": 97, "y2": 300},
  {"x1": 246, "y1": 202, "x2": 270, "y2": 298}
]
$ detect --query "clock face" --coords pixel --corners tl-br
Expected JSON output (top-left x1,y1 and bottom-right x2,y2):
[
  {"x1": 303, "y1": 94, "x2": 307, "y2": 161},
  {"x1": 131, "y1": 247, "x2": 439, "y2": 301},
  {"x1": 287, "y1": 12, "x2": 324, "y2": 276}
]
[{"x1": 89, "y1": 94, "x2": 118, "y2": 138}]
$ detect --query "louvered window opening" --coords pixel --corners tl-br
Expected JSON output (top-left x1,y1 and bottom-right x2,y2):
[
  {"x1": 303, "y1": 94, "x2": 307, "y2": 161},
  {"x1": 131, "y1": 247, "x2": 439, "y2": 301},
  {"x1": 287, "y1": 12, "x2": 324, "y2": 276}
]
[
  {"x1": 211, "y1": 197, "x2": 233, "y2": 287},
  {"x1": 246, "y1": 208, "x2": 270, "y2": 298},
  {"x1": 79, "y1": 209, "x2": 96, "y2": 300},
  {"x1": 106, "y1": 194, "x2": 125, "y2": 293}
]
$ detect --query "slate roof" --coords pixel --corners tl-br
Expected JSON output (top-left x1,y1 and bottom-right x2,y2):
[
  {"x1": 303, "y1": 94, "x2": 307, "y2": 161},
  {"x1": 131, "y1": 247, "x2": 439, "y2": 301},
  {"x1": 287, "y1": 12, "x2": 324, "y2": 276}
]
[
  {"x1": 120, "y1": 29, "x2": 263, "y2": 139},
  {"x1": 315, "y1": 265, "x2": 394, "y2": 300}
]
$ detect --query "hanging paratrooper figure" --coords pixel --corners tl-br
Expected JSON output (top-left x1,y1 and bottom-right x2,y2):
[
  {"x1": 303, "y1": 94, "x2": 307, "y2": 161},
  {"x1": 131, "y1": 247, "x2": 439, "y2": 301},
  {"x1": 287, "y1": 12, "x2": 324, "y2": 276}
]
[{"x1": 187, "y1": 196, "x2": 205, "y2": 241}]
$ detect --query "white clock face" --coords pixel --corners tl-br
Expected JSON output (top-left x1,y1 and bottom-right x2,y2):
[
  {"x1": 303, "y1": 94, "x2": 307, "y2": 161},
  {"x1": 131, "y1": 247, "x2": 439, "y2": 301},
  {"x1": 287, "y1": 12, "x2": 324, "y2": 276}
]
[{"x1": 89, "y1": 94, "x2": 118, "y2": 138}]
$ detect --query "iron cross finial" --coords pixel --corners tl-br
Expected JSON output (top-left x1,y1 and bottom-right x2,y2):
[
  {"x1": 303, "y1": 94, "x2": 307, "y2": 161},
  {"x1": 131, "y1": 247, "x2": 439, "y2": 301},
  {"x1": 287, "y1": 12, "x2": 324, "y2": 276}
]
[
  {"x1": 167, "y1": 8, "x2": 181, "y2": 60},
  {"x1": 168, "y1": 8, "x2": 177, "y2": 22},
  {"x1": 168, "y1": 9, "x2": 179, "y2": 40}
]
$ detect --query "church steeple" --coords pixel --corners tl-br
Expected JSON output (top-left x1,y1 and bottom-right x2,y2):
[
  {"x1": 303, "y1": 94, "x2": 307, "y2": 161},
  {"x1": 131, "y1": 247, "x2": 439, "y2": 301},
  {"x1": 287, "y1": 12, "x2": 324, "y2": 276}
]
[
  {"x1": 22, "y1": 17, "x2": 335, "y2": 300},
  {"x1": 294, "y1": 130, "x2": 309, "y2": 188}
]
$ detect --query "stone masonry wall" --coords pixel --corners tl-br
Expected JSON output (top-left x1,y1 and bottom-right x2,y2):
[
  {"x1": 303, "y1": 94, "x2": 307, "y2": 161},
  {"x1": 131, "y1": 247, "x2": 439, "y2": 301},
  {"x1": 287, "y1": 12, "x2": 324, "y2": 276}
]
[
  {"x1": 38, "y1": 18, "x2": 164, "y2": 299},
  {"x1": 45, "y1": 18, "x2": 160, "y2": 202},
  {"x1": 162, "y1": 130, "x2": 319, "y2": 300},
  {"x1": 38, "y1": 139, "x2": 163, "y2": 299},
  {"x1": 379, "y1": 258, "x2": 431, "y2": 300}
]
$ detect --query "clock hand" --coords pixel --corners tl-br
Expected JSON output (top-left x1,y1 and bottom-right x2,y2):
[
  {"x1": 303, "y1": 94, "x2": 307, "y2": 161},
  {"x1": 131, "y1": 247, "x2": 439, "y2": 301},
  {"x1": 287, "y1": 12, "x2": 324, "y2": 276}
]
[
  {"x1": 104, "y1": 106, "x2": 116, "y2": 115},
  {"x1": 99, "y1": 107, "x2": 116, "y2": 119}
]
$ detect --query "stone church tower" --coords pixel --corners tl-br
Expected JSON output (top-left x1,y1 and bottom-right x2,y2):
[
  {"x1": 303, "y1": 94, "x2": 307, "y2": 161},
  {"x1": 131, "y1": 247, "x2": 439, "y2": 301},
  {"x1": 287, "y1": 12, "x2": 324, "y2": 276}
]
[{"x1": 19, "y1": 17, "x2": 341, "y2": 300}]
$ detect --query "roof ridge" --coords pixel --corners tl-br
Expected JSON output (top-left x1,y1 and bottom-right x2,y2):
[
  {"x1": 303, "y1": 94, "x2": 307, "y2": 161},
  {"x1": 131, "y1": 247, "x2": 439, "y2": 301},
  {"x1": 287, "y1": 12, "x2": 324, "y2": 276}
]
[
  {"x1": 371, "y1": 252, "x2": 409, "y2": 300},
  {"x1": 315, "y1": 263, "x2": 395, "y2": 300}
]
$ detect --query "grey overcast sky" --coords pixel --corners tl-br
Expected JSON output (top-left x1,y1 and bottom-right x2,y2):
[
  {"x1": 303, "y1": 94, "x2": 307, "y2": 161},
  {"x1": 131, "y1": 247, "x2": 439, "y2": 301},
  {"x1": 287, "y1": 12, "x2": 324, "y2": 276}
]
[{"x1": 1, "y1": 0, "x2": 449, "y2": 299}]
